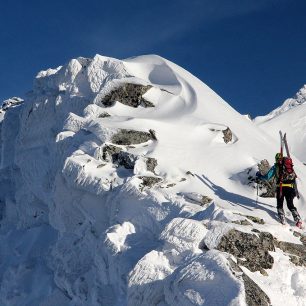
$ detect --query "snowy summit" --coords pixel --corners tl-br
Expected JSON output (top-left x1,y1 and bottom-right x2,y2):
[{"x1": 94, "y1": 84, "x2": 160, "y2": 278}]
[{"x1": 0, "y1": 54, "x2": 306, "y2": 306}]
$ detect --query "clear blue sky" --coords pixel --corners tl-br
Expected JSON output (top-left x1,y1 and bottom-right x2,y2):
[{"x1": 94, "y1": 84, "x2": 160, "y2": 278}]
[{"x1": 0, "y1": 0, "x2": 305, "y2": 117}]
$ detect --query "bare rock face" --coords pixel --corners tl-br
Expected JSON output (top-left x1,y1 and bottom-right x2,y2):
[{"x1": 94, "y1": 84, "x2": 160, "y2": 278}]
[
  {"x1": 101, "y1": 145, "x2": 137, "y2": 169},
  {"x1": 242, "y1": 272, "x2": 271, "y2": 305},
  {"x1": 101, "y1": 83, "x2": 154, "y2": 108},
  {"x1": 145, "y1": 157, "x2": 158, "y2": 173},
  {"x1": 139, "y1": 176, "x2": 162, "y2": 188},
  {"x1": 217, "y1": 229, "x2": 275, "y2": 273},
  {"x1": 111, "y1": 129, "x2": 155, "y2": 145},
  {"x1": 274, "y1": 240, "x2": 306, "y2": 267},
  {"x1": 257, "y1": 160, "x2": 276, "y2": 198},
  {"x1": 98, "y1": 112, "x2": 111, "y2": 118},
  {"x1": 102, "y1": 144, "x2": 122, "y2": 162},
  {"x1": 115, "y1": 151, "x2": 137, "y2": 170},
  {"x1": 228, "y1": 259, "x2": 271, "y2": 306},
  {"x1": 222, "y1": 127, "x2": 232, "y2": 144}
]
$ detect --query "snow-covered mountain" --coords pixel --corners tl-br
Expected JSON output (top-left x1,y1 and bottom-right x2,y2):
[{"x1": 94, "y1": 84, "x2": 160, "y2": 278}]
[
  {"x1": 1, "y1": 54, "x2": 306, "y2": 306},
  {"x1": 255, "y1": 85, "x2": 306, "y2": 164}
]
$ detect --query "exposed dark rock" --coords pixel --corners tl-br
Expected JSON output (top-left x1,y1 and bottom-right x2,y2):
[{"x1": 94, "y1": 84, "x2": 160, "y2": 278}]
[
  {"x1": 98, "y1": 112, "x2": 111, "y2": 118},
  {"x1": 102, "y1": 144, "x2": 122, "y2": 162},
  {"x1": 149, "y1": 129, "x2": 157, "y2": 140},
  {"x1": 101, "y1": 83, "x2": 153, "y2": 108},
  {"x1": 115, "y1": 152, "x2": 137, "y2": 170},
  {"x1": 257, "y1": 159, "x2": 270, "y2": 176},
  {"x1": 274, "y1": 240, "x2": 306, "y2": 266},
  {"x1": 111, "y1": 129, "x2": 154, "y2": 145},
  {"x1": 139, "y1": 176, "x2": 162, "y2": 188},
  {"x1": 245, "y1": 215, "x2": 265, "y2": 224},
  {"x1": 166, "y1": 183, "x2": 176, "y2": 188},
  {"x1": 293, "y1": 231, "x2": 301, "y2": 238},
  {"x1": 200, "y1": 196, "x2": 213, "y2": 206},
  {"x1": 97, "y1": 163, "x2": 106, "y2": 168},
  {"x1": 186, "y1": 171, "x2": 194, "y2": 176},
  {"x1": 242, "y1": 273, "x2": 271, "y2": 306},
  {"x1": 182, "y1": 192, "x2": 212, "y2": 206},
  {"x1": 257, "y1": 160, "x2": 276, "y2": 198},
  {"x1": 180, "y1": 178, "x2": 186, "y2": 182},
  {"x1": 217, "y1": 229, "x2": 275, "y2": 272},
  {"x1": 232, "y1": 219, "x2": 252, "y2": 226},
  {"x1": 222, "y1": 127, "x2": 233, "y2": 144},
  {"x1": 228, "y1": 259, "x2": 271, "y2": 306},
  {"x1": 145, "y1": 157, "x2": 158, "y2": 173},
  {"x1": 300, "y1": 235, "x2": 306, "y2": 246},
  {"x1": 234, "y1": 213, "x2": 265, "y2": 224}
]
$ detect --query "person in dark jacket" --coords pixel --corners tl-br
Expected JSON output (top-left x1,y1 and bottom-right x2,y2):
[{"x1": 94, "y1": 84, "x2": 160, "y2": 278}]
[{"x1": 257, "y1": 153, "x2": 302, "y2": 227}]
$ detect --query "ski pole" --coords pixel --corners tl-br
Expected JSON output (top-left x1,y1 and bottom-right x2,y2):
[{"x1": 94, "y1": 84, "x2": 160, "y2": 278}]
[{"x1": 256, "y1": 181, "x2": 259, "y2": 205}]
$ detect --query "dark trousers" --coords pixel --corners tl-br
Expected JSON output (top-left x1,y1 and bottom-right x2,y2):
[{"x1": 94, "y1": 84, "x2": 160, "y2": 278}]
[{"x1": 276, "y1": 187, "x2": 300, "y2": 221}]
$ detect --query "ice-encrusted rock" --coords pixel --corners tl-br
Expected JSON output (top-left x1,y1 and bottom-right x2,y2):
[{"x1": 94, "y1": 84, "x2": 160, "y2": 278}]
[
  {"x1": 164, "y1": 251, "x2": 245, "y2": 306},
  {"x1": 160, "y1": 218, "x2": 208, "y2": 254},
  {"x1": 127, "y1": 251, "x2": 172, "y2": 306}
]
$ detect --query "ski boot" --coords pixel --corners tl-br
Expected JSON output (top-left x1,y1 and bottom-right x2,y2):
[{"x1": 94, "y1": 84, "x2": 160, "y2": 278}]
[
  {"x1": 296, "y1": 220, "x2": 303, "y2": 229},
  {"x1": 279, "y1": 215, "x2": 286, "y2": 225},
  {"x1": 277, "y1": 209, "x2": 286, "y2": 225}
]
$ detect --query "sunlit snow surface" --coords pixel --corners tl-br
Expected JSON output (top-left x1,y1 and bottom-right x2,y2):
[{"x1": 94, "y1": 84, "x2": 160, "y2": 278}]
[{"x1": 0, "y1": 54, "x2": 306, "y2": 305}]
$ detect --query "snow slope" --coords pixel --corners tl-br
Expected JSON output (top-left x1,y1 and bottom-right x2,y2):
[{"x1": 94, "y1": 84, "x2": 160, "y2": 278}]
[
  {"x1": 1, "y1": 54, "x2": 306, "y2": 306},
  {"x1": 255, "y1": 84, "x2": 306, "y2": 163}
]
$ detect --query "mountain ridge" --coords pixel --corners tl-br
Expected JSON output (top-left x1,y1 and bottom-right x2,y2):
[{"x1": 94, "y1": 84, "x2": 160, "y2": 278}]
[{"x1": 0, "y1": 54, "x2": 306, "y2": 306}]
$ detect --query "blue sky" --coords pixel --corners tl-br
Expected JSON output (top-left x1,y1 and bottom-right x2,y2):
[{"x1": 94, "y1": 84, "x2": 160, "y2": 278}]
[{"x1": 0, "y1": 0, "x2": 305, "y2": 117}]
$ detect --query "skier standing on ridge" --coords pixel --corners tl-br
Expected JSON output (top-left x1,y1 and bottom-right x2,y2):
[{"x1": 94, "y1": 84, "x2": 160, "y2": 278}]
[{"x1": 257, "y1": 155, "x2": 302, "y2": 229}]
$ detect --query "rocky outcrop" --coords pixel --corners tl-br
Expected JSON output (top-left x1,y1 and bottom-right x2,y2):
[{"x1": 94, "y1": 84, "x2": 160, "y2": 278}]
[
  {"x1": 102, "y1": 144, "x2": 122, "y2": 162},
  {"x1": 233, "y1": 214, "x2": 265, "y2": 225},
  {"x1": 274, "y1": 240, "x2": 306, "y2": 267},
  {"x1": 145, "y1": 157, "x2": 158, "y2": 173},
  {"x1": 222, "y1": 127, "x2": 232, "y2": 144},
  {"x1": 242, "y1": 273, "x2": 271, "y2": 306},
  {"x1": 217, "y1": 230, "x2": 275, "y2": 273},
  {"x1": 116, "y1": 152, "x2": 137, "y2": 170},
  {"x1": 139, "y1": 176, "x2": 162, "y2": 189},
  {"x1": 111, "y1": 129, "x2": 155, "y2": 145},
  {"x1": 228, "y1": 259, "x2": 271, "y2": 306},
  {"x1": 102, "y1": 83, "x2": 154, "y2": 108},
  {"x1": 98, "y1": 112, "x2": 111, "y2": 118},
  {"x1": 257, "y1": 159, "x2": 276, "y2": 197}
]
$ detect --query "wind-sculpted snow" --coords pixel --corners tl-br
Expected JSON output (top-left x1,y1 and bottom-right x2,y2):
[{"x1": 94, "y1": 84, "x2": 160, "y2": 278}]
[{"x1": 0, "y1": 54, "x2": 306, "y2": 306}]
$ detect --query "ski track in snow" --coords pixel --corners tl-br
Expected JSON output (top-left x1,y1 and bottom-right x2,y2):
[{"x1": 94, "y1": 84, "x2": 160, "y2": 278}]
[{"x1": 0, "y1": 54, "x2": 306, "y2": 306}]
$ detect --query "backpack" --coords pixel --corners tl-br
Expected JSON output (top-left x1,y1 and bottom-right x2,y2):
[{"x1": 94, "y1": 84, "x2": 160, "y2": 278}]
[{"x1": 280, "y1": 157, "x2": 297, "y2": 182}]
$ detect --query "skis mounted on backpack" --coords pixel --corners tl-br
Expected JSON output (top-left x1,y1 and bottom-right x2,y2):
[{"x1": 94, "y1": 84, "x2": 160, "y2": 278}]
[
  {"x1": 279, "y1": 131, "x2": 300, "y2": 199},
  {"x1": 279, "y1": 131, "x2": 284, "y2": 197}
]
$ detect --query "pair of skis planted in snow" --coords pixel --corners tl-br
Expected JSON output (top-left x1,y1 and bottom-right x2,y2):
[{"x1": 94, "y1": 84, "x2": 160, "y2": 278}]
[{"x1": 279, "y1": 131, "x2": 300, "y2": 199}]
